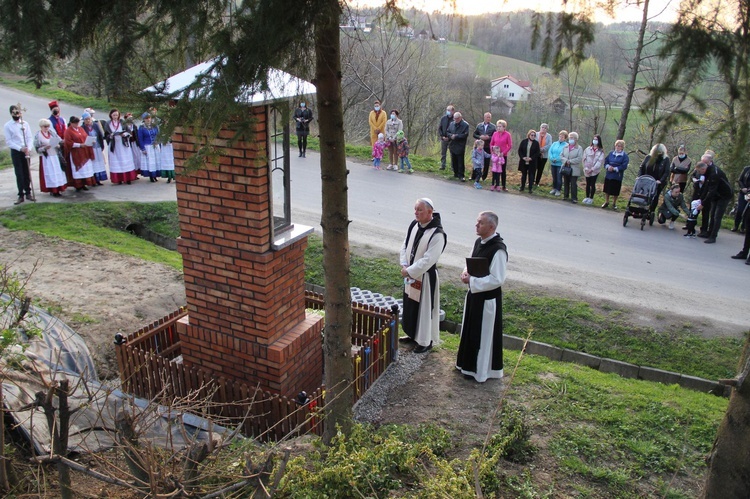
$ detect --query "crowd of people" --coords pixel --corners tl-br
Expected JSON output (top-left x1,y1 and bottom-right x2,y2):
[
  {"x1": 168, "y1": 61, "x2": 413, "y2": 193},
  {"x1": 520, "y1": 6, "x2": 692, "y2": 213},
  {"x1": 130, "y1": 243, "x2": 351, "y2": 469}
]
[
  {"x1": 366, "y1": 101, "x2": 748, "y2": 257},
  {"x1": 4, "y1": 101, "x2": 175, "y2": 205}
]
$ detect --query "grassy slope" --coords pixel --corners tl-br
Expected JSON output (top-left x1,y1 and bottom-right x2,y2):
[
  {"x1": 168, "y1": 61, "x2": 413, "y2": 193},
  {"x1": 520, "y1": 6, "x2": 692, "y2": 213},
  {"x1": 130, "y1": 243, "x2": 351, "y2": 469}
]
[{"x1": 445, "y1": 43, "x2": 549, "y2": 80}]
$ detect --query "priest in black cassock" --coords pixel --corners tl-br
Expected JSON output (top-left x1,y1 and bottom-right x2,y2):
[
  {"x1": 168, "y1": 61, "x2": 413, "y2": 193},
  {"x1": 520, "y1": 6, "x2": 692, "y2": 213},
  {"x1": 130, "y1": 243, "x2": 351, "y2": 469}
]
[
  {"x1": 457, "y1": 211, "x2": 508, "y2": 382},
  {"x1": 399, "y1": 198, "x2": 447, "y2": 354}
]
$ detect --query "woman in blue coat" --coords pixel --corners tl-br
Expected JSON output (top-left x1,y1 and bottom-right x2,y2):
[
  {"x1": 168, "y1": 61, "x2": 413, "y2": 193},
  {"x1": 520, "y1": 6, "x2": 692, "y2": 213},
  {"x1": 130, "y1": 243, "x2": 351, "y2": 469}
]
[{"x1": 601, "y1": 139, "x2": 629, "y2": 210}]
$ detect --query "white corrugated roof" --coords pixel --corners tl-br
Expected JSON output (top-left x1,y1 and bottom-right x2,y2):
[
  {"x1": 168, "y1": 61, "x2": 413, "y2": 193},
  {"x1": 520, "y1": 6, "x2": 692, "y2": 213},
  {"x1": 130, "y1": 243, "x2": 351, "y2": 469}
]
[{"x1": 144, "y1": 58, "x2": 316, "y2": 104}]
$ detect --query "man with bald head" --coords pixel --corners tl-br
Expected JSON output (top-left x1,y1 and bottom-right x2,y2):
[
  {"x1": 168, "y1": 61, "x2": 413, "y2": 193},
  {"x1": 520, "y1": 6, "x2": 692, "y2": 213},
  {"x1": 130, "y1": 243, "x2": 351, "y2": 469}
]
[
  {"x1": 447, "y1": 111, "x2": 470, "y2": 181},
  {"x1": 399, "y1": 198, "x2": 447, "y2": 353}
]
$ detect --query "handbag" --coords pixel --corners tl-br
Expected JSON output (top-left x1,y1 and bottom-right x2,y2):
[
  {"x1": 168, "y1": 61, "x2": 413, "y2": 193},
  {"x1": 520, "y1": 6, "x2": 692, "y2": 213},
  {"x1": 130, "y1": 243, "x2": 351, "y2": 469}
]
[
  {"x1": 57, "y1": 149, "x2": 68, "y2": 171},
  {"x1": 561, "y1": 165, "x2": 573, "y2": 176}
]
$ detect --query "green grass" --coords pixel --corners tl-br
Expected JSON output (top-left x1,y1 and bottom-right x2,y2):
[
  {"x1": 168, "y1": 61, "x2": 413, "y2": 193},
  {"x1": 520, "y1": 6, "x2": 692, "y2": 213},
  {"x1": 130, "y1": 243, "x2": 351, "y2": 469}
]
[
  {"x1": 445, "y1": 43, "x2": 549, "y2": 80},
  {"x1": 506, "y1": 351, "x2": 726, "y2": 497},
  {"x1": 0, "y1": 202, "x2": 182, "y2": 270},
  {"x1": 0, "y1": 75, "x2": 117, "y2": 112},
  {"x1": 0, "y1": 150, "x2": 11, "y2": 171}
]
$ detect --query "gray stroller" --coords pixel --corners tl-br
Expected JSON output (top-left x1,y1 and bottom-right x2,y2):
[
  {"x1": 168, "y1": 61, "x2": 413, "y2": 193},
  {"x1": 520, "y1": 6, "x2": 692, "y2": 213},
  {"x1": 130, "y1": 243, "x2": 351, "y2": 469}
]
[{"x1": 623, "y1": 175, "x2": 658, "y2": 230}]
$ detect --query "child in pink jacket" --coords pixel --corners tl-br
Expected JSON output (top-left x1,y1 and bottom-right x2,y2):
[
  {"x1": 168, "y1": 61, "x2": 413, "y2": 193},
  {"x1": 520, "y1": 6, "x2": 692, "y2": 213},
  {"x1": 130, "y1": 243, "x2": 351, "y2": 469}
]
[
  {"x1": 490, "y1": 145, "x2": 505, "y2": 191},
  {"x1": 372, "y1": 133, "x2": 386, "y2": 170}
]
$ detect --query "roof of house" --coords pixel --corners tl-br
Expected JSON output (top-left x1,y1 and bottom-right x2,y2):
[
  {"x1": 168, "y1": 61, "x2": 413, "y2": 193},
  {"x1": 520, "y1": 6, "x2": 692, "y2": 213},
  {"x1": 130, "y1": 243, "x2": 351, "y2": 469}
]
[
  {"x1": 491, "y1": 75, "x2": 533, "y2": 91},
  {"x1": 143, "y1": 58, "x2": 316, "y2": 105}
]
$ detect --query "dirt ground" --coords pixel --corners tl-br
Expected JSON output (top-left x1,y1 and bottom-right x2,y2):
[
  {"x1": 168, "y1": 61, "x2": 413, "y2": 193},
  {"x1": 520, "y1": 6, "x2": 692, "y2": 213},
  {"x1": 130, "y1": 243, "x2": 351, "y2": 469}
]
[{"x1": 0, "y1": 227, "x2": 186, "y2": 380}]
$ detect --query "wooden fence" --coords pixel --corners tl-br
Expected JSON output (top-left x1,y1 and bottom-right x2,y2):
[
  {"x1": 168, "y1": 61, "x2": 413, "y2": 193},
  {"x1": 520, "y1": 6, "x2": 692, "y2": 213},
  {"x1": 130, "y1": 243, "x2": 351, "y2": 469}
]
[{"x1": 115, "y1": 291, "x2": 400, "y2": 440}]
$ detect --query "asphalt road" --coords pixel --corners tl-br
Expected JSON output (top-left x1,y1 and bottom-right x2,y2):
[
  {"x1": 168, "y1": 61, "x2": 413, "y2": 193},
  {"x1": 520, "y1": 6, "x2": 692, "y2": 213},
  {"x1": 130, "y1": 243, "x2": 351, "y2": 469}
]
[{"x1": 1, "y1": 85, "x2": 747, "y2": 332}]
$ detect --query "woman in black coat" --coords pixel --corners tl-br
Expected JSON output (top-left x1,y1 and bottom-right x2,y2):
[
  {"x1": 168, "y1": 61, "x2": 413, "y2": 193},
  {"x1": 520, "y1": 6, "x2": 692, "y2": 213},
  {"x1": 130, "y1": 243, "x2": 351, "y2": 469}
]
[
  {"x1": 517, "y1": 129, "x2": 541, "y2": 193},
  {"x1": 639, "y1": 143, "x2": 671, "y2": 212},
  {"x1": 293, "y1": 101, "x2": 313, "y2": 157}
]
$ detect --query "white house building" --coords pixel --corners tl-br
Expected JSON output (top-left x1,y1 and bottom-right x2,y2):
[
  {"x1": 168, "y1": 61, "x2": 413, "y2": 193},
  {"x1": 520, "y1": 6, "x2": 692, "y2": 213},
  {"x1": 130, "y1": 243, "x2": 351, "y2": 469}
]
[{"x1": 490, "y1": 75, "x2": 533, "y2": 102}]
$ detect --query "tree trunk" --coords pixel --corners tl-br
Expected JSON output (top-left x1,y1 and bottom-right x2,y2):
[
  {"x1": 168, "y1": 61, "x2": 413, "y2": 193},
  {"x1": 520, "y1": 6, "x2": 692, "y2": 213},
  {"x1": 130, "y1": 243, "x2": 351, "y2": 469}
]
[
  {"x1": 315, "y1": 0, "x2": 353, "y2": 444},
  {"x1": 616, "y1": 0, "x2": 650, "y2": 140},
  {"x1": 702, "y1": 336, "x2": 750, "y2": 497}
]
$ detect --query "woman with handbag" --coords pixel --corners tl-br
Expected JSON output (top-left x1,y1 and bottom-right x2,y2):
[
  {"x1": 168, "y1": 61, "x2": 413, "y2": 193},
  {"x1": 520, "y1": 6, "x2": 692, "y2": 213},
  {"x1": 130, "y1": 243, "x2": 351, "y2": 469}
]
[
  {"x1": 601, "y1": 139, "x2": 629, "y2": 210},
  {"x1": 34, "y1": 119, "x2": 68, "y2": 197},
  {"x1": 560, "y1": 131, "x2": 584, "y2": 203}
]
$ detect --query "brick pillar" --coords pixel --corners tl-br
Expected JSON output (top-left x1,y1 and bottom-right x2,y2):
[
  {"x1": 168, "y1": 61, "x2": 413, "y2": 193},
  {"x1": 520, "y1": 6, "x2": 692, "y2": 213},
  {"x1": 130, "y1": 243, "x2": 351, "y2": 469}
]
[{"x1": 171, "y1": 105, "x2": 323, "y2": 397}]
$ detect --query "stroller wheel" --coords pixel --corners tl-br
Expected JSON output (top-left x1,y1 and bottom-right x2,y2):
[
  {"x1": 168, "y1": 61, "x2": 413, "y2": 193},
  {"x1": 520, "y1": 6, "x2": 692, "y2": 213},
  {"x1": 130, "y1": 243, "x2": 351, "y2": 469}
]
[
  {"x1": 641, "y1": 217, "x2": 646, "y2": 230},
  {"x1": 623, "y1": 213, "x2": 629, "y2": 227},
  {"x1": 649, "y1": 213, "x2": 655, "y2": 226}
]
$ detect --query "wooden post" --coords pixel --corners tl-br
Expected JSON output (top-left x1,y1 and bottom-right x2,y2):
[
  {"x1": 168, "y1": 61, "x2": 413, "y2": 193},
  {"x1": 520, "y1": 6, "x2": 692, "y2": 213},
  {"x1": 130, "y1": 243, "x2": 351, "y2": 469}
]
[
  {"x1": 0, "y1": 384, "x2": 9, "y2": 492},
  {"x1": 55, "y1": 380, "x2": 72, "y2": 499}
]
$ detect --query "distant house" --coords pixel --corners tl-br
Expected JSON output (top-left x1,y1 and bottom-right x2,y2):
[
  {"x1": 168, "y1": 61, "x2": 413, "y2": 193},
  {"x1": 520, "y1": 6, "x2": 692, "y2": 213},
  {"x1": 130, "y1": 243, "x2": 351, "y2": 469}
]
[
  {"x1": 551, "y1": 98, "x2": 567, "y2": 115},
  {"x1": 490, "y1": 75, "x2": 533, "y2": 102}
]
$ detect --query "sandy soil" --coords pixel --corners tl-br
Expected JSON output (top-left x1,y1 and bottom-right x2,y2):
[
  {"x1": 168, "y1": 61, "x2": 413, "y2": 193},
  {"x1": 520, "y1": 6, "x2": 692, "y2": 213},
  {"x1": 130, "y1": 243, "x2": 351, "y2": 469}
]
[{"x1": 0, "y1": 227, "x2": 185, "y2": 379}]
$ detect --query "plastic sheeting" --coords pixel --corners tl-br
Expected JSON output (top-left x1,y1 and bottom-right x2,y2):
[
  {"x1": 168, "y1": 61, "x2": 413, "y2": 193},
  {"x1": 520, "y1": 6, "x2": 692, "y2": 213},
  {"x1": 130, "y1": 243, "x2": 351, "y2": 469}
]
[{"x1": 1, "y1": 295, "x2": 234, "y2": 455}]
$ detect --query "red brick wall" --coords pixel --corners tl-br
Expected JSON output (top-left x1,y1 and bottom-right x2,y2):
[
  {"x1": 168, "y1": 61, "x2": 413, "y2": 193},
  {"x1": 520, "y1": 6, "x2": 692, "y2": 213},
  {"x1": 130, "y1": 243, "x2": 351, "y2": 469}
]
[{"x1": 171, "y1": 105, "x2": 323, "y2": 396}]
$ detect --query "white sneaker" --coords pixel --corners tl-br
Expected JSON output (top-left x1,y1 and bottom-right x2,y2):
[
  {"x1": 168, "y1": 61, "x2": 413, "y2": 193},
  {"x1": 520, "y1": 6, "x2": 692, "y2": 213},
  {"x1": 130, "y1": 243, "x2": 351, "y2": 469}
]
[
  {"x1": 669, "y1": 221, "x2": 675, "y2": 230},
  {"x1": 549, "y1": 189, "x2": 556, "y2": 194},
  {"x1": 583, "y1": 197, "x2": 590, "y2": 204},
  {"x1": 554, "y1": 190, "x2": 561, "y2": 196}
]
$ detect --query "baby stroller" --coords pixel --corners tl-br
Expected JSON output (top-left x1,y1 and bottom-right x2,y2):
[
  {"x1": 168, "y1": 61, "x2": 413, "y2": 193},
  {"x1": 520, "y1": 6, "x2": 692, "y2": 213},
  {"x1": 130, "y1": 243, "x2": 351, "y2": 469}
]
[{"x1": 623, "y1": 175, "x2": 658, "y2": 230}]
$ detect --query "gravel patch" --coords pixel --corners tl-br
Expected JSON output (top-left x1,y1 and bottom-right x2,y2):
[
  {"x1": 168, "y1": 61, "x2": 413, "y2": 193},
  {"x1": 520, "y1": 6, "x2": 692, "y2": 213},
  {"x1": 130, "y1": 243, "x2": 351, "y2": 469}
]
[{"x1": 353, "y1": 350, "x2": 427, "y2": 423}]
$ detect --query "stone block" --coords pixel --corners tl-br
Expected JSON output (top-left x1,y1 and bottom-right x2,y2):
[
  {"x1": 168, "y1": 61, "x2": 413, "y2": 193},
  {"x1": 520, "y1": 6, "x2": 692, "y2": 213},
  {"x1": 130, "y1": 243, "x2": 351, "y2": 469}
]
[
  {"x1": 679, "y1": 374, "x2": 722, "y2": 394},
  {"x1": 502, "y1": 335, "x2": 526, "y2": 351},
  {"x1": 599, "y1": 358, "x2": 639, "y2": 379},
  {"x1": 524, "y1": 341, "x2": 563, "y2": 361},
  {"x1": 638, "y1": 366, "x2": 681, "y2": 385},
  {"x1": 561, "y1": 349, "x2": 601, "y2": 369}
]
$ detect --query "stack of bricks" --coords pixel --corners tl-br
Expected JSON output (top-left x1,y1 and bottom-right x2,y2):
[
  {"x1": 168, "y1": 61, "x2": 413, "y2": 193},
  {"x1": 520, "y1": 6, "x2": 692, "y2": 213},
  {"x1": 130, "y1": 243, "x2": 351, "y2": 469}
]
[{"x1": 171, "y1": 105, "x2": 324, "y2": 397}]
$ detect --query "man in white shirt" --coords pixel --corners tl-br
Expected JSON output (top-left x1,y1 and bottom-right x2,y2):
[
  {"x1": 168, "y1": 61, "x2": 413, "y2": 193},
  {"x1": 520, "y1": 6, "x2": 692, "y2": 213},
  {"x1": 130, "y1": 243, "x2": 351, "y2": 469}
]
[{"x1": 3, "y1": 105, "x2": 35, "y2": 204}]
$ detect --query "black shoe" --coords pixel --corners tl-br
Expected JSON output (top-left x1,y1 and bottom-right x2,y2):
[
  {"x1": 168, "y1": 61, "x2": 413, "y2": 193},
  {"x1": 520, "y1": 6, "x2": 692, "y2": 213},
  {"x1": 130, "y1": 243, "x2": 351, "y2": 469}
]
[
  {"x1": 299, "y1": 152, "x2": 303, "y2": 157},
  {"x1": 731, "y1": 252, "x2": 748, "y2": 260},
  {"x1": 26, "y1": 194, "x2": 36, "y2": 202},
  {"x1": 126, "y1": 181, "x2": 131, "y2": 185},
  {"x1": 746, "y1": 260, "x2": 750, "y2": 266},
  {"x1": 81, "y1": 186, "x2": 89, "y2": 191},
  {"x1": 13, "y1": 196, "x2": 24, "y2": 205},
  {"x1": 697, "y1": 232, "x2": 709, "y2": 238},
  {"x1": 704, "y1": 238, "x2": 716, "y2": 244},
  {"x1": 731, "y1": 227, "x2": 739, "y2": 232},
  {"x1": 460, "y1": 177, "x2": 466, "y2": 182},
  {"x1": 413, "y1": 342, "x2": 433, "y2": 354},
  {"x1": 302, "y1": 152, "x2": 306, "y2": 158},
  {"x1": 398, "y1": 335, "x2": 415, "y2": 343},
  {"x1": 440, "y1": 166, "x2": 446, "y2": 170},
  {"x1": 167, "y1": 178, "x2": 171, "y2": 183}
]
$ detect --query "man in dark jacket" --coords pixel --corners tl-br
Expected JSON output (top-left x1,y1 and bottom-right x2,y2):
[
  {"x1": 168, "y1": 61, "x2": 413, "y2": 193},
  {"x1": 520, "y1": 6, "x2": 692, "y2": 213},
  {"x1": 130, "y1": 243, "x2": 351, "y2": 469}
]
[
  {"x1": 473, "y1": 112, "x2": 496, "y2": 181},
  {"x1": 696, "y1": 160, "x2": 733, "y2": 243},
  {"x1": 438, "y1": 105, "x2": 455, "y2": 170},
  {"x1": 447, "y1": 111, "x2": 470, "y2": 181}
]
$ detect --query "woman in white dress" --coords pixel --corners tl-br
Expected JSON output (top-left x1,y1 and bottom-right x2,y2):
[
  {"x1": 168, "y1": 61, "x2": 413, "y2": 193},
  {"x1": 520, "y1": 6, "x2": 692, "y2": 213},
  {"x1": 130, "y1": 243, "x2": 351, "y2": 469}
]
[
  {"x1": 137, "y1": 112, "x2": 161, "y2": 182},
  {"x1": 34, "y1": 119, "x2": 67, "y2": 197},
  {"x1": 81, "y1": 112, "x2": 107, "y2": 185},
  {"x1": 104, "y1": 109, "x2": 137, "y2": 185}
]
